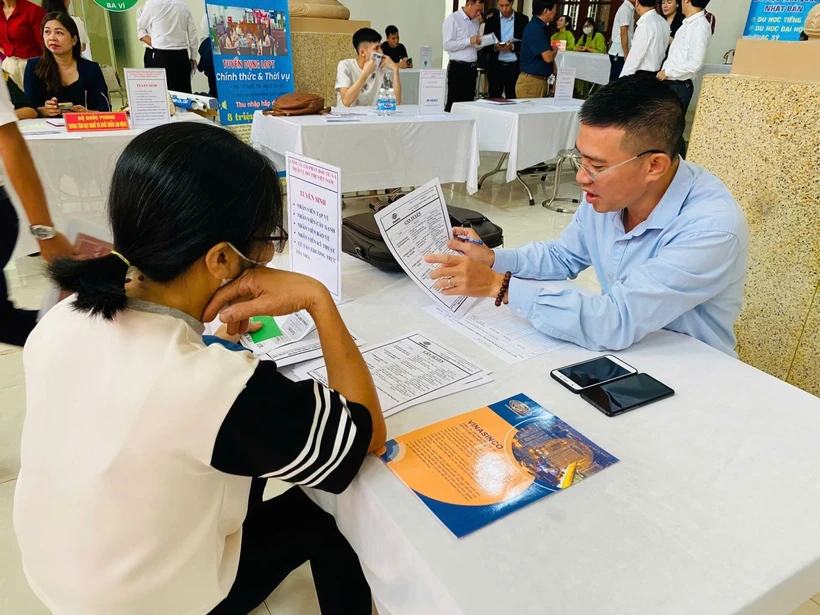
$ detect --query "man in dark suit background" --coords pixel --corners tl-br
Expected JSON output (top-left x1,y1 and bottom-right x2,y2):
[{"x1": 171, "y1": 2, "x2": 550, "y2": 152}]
[{"x1": 484, "y1": 0, "x2": 529, "y2": 99}]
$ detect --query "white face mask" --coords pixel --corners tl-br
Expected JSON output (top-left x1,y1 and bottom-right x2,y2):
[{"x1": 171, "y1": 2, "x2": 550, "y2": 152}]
[
  {"x1": 583, "y1": 26, "x2": 594, "y2": 35},
  {"x1": 220, "y1": 242, "x2": 269, "y2": 287}
]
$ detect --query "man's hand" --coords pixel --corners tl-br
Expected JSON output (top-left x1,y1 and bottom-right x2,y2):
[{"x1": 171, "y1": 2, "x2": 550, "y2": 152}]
[
  {"x1": 362, "y1": 58, "x2": 377, "y2": 77},
  {"x1": 202, "y1": 268, "x2": 331, "y2": 336},
  {"x1": 38, "y1": 232, "x2": 77, "y2": 263},
  {"x1": 470, "y1": 33, "x2": 482, "y2": 46},
  {"x1": 398, "y1": 58, "x2": 408, "y2": 68},
  {"x1": 656, "y1": 69, "x2": 667, "y2": 81},
  {"x1": 446, "y1": 226, "x2": 496, "y2": 267},
  {"x1": 191, "y1": 59, "x2": 198, "y2": 72},
  {"x1": 425, "y1": 253, "x2": 505, "y2": 298}
]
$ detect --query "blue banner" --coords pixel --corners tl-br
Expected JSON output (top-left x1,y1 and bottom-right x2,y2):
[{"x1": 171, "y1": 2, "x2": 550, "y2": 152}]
[
  {"x1": 205, "y1": 0, "x2": 294, "y2": 130},
  {"x1": 743, "y1": 0, "x2": 819, "y2": 41}
]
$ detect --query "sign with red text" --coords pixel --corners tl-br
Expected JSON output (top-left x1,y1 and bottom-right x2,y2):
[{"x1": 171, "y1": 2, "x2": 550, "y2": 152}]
[
  {"x1": 64, "y1": 111, "x2": 130, "y2": 132},
  {"x1": 286, "y1": 152, "x2": 342, "y2": 302},
  {"x1": 124, "y1": 68, "x2": 171, "y2": 130}
]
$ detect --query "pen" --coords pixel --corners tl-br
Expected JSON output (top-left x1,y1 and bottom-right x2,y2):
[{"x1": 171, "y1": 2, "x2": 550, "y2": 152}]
[{"x1": 455, "y1": 235, "x2": 484, "y2": 246}]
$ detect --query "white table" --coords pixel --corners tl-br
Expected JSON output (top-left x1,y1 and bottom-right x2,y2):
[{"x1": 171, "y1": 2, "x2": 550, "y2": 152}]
[
  {"x1": 450, "y1": 98, "x2": 582, "y2": 204},
  {"x1": 556, "y1": 51, "x2": 611, "y2": 85},
  {"x1": 12, "y1": 113, "x2": 207, "y2": 260},
  {"x1": 250, "y1": 106, "x2": 480, "y2": 195},
  {"x1": 308, "y1": 261, "x2": 820, "y2": 615}
]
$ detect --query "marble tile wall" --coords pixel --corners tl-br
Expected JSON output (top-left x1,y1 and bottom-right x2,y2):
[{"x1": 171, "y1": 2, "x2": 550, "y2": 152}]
[
  {"x1": 292, "y1": 32, "x2": 352, "y2": 107},
  {"x1": 688, "y1": 74, "x2": 820, "y2": 397}
]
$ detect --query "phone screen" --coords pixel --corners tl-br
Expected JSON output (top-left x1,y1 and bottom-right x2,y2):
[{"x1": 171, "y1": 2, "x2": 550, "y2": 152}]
[
  {"x1": 556, "y1": 356, "x2": 632, "y2": 388},
  {"x1": 582, "y1": 373, "x2": 674, "y2": 416}
]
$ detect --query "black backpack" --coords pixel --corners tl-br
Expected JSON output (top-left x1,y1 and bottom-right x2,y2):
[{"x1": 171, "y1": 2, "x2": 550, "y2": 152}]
[{"x1": 341, "y1": 205, "x2": 504, "y2": 272}]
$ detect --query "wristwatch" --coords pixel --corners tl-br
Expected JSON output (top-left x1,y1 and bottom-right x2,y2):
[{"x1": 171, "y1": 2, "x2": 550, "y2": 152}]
[{"x1": 30, "y1": 225, "x2": 57, "y2": 240}]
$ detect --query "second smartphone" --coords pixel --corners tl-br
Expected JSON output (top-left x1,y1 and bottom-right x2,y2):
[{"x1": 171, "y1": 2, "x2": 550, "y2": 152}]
[{"x1": 550, "y1": 355, "x2": 637, "y2": 393}]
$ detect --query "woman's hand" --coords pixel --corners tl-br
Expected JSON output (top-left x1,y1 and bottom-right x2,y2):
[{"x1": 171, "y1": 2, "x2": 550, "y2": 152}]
[
  {"x1": 39, "y1": 98, "x2": 61, "y2": 117},
  {"x1": 202, "y1": 268, "x2": 331, "y2": 336},
  {"x1": 446, "y1": 226, "x2": 496, "y2": 267},
  {"x1": 213, "y1": 319, "x2": 262, "y2": 343},
  {"x1": 70, "y1": 105, "x2": 88, "y2": 113}
]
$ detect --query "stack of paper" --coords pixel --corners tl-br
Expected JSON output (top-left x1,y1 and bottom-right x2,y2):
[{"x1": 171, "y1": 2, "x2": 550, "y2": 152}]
[{"x1": 293, "y1": 332, "x2": 493, "y2": 417}]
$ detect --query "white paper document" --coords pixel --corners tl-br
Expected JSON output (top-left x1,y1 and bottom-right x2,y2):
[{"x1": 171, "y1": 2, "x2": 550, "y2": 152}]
[
  {"x1": 124, "y1": 68, "x2": 171, "y2": 130},
  {"x1": 374, "y1": 179, "x2": 476, "y2": 318},
  {"x1": 417, "y1": 69, "x2": 447, "y2": 114},
  {"x1": 424, "y1": 299, "x2": 568, "y2": 364},
  {"x1": 294, "y1": 332, "x2": 493, "y2": 417},
  {"x1": 554, "y1": 67, "x2": 577, "y2": 106},
  {"x1": 241, "y1": 311, "x2": 316, "y2": 354},
  {"x1": 480, "y1": 33, "x2": 499, "y2": 48},
  {"x1": 250, "y1": 329, "x2": 365, "y2": 367}
]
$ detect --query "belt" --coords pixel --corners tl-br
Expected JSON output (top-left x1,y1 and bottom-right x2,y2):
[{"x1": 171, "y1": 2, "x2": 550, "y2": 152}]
[
  {"x1": 667, "y1": 78, "x2": 693, "y2": 85},
  {"x1": 449, "y1": 60, "x2": 477, "y2": 68},
  {"x1": 520, "y1": 72, "x2": 548, "y2": 81},
  {"x1": 497, "y1": 60, "x2": 518, "y2": 65}
]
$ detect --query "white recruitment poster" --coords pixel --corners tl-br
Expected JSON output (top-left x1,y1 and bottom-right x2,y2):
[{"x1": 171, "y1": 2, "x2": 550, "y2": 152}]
[
  {"x1": 124, "y1": 68, "x2": 171, "y2": 129},
  {"x1": 418, "y1": 70, "x2": 447, "y2": 115},
  {"x1": 554, "y1": 67, "x2": 576, "y2": 106},
  {"x1": 286, "y1": 153, "x2": 342, "y2": 302}
]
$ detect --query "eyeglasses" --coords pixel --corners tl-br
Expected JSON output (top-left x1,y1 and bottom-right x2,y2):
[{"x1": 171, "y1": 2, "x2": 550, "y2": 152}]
[
  {"x1": 254, "y1": 228, "x2": 289, "y2": 253},
  {"x1": 569, "y1": 148, "x2": 667, "y2": 183}
]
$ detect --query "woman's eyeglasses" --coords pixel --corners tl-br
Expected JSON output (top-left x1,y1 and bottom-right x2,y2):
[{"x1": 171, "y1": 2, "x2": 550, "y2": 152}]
[{"x1": 255, "y1": 228, "x2": 289, "y2": 253}]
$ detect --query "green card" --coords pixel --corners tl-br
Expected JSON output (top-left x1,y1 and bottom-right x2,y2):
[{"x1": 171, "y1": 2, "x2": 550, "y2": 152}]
[{"x1": 249, "y1": 316, "x2": 283, "y2": 343}]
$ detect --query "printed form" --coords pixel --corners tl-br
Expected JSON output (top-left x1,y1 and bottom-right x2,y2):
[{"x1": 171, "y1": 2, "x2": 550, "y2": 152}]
[{"x1": 374, "y1": 179, "x2": 476, "y2": 318}]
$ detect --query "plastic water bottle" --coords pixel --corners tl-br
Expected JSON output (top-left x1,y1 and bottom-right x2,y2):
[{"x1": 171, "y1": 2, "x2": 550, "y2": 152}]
[
  {"x1": 386, "y1": 87, "x2": 397, "y2": 116},
  {"x1": 377, "y1": 87, "x2": 387, "y2": 116}
]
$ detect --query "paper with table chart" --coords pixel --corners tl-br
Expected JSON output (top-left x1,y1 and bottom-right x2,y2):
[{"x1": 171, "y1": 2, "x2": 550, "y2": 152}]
[
  {"x1": 293, "y1": 332, "x2": 493, "y2": 417},
  {"x1": 374, "y1": 178, "x2": 476, "y2": 319},
  {"x1": 424, "y1": 300, "x2": 567, "y2": 364}
]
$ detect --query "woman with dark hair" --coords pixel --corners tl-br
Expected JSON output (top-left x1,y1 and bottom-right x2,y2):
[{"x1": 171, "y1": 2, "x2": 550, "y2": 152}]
[
  {"x1": 575, "y1": 17, "x2": 606, "y2": 53},
  {"x1": 550, "y1": 14, "x2": 576, "y2": 50},
  {"x1": 41, "y1": 0, "x2": 91, "y2": 59},
  {"x1": 23, "y1": 12, "x2": 108, "y2": 116},
  {"x1": 14, "y1": 122, "x2": 385, "y2": 615},
  {"x1": 660, "y1": 0, "x2": 685, "y2": 41}
]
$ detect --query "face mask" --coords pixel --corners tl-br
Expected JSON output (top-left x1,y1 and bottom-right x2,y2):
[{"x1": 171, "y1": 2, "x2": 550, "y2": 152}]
[
  {"x1": 583, "y1": 26, "x2": 594, "y2": 35},
  {"x1": 227, "y1": 241, "x2": 268, "y2": 267}
]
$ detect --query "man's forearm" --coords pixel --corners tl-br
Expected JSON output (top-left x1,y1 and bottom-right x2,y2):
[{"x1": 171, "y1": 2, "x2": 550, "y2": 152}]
[
  {"x1": 0, "y1": 123, "x2": 52, "y2": 226},
  {"x1": 621, "y1": 29, "x2": 629, "y2": 57}
]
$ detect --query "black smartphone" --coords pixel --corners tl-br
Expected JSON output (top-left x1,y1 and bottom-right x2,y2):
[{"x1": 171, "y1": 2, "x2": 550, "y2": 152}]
[
  {"x1": 550, "y1": 355, "x2": 637, "y2": 393},
  {"x1": 581, "y1": 373, "x2": 674, "y2": 417}
]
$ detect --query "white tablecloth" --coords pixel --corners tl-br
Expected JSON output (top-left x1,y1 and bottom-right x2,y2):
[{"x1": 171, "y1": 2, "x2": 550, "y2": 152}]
[
  {"x1": 250, "y1": 106, "x2": 480, "y2": 194},
  {"x1": 308, "y1": 260, "x2": 820, "y2": 615},
  {"x1": 450, "y1": 99, "x2": 582, "y2": 183},
  {"x1": 12, "y1": 113, "x2": 207, "y2": 259},
  {"x1": 555, "y1": 51, "x2": 611, "y2": 85}
]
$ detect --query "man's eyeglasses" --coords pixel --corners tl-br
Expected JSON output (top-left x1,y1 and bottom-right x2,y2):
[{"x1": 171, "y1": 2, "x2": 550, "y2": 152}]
[
  {"x1": 255, "y1": 228, "x2": 289, "y2": 253},
  {"x1": 569, "y1": 148, "x2": 667, "y2": 183}
]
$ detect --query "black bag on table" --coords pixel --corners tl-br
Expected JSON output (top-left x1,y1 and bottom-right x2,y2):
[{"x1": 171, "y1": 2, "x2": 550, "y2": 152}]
[{"x1": 341, "y1": 205, "x2": 504, "y2": 273}]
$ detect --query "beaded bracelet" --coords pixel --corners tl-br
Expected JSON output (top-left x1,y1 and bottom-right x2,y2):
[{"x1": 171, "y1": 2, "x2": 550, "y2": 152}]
[{"x1": 495, "y1": 272, "x2": 512, "y2": 307}]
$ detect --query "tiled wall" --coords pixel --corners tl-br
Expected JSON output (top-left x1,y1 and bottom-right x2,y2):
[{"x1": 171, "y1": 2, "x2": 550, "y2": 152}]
[{"x1": 688, "y1": 74, "x2": 820, "y2": 397}]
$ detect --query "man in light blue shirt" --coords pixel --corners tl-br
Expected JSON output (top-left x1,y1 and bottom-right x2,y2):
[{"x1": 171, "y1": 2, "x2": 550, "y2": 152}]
[{"x1": 426, "y1": 75, "x2": 749, "y2": 356}]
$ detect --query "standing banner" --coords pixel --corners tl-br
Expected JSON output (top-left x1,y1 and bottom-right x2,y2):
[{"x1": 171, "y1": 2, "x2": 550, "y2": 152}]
[
  {"x1": 205, "y1": 0, "x2": 294, "y2": 140},
  {"x1": 743, "y1": 0, "x2": 819, "y2": 40}
]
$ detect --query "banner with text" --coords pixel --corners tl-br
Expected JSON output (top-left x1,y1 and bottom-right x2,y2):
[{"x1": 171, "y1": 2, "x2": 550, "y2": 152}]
[
  {"x1": 205, "y1": 0, "x2": 294, "y2": 137},
  {"x1": 743, "y1": 0, "x2": 819, "y2": 40}
]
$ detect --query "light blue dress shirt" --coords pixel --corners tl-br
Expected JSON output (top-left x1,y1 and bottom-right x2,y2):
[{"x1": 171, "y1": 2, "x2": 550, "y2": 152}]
[
  {"x1": 492, "y1": 160, "x2": 750, "y2": 356},
  {"x1": 499, "y1": 14, "x2": 517, "y2": 62}
]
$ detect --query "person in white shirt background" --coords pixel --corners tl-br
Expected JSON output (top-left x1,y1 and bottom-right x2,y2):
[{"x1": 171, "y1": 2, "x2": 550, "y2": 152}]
[
  {"x1": 620, "y1": 0, "x2": 670, "y2": 78},
  {"x1": 608, "y1": 0, "x2": 635, "y2": 82},
  {"x1": 442, "y1": 0, "x2": 485, "y2": 112},
  {"x1": 137, "y1": 0, "x2": 198, "y2": 93},
  {"x1": 657, "y1": 0, "x2": 712, "y2": 156},
  {"x1": 42, "y1": 0, "x2": 90, "y2": 60}
]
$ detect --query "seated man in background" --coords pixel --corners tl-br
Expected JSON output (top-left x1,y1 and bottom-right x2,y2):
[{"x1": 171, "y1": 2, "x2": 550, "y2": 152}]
[
  {"x1": 381, "y1": 25, "x2": 411, "y2": 67},
  {"x1": 336, "y1": 27, "x2": 402, "y2": 210},
  {"x1": 426, "y1": 76, "x2": 749, "y2": 357}
]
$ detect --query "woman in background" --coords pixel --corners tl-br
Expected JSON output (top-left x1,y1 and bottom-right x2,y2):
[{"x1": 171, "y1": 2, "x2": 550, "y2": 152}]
[
  {"x1": 575, "y1": 17, "x2": 606, "y2": 53},
  {"x1": 14, "y1": 122, "x2": 385, "y2": 615},
  {"x1": 550, "y1": 15, "x2": 576, "y2": 51},
  {"x1": 42, "y1": 0, "x2": 91, "y2": 60},
  {"x1": 0, "y1": 0, "x2": 45, "y2": 87},
  {"x1": 659, "y1": 0, "x2": 684, "y2": 43},
  {"x1": 23, "y1": 12, "x2": 108, "y2": 116}
]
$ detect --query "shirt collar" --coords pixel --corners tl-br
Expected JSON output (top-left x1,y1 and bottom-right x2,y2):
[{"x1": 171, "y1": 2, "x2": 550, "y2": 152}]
[
  {"x1": 683, "y1": 10, "x2": 706, "y2": 24},
  {"x1": 501, "y1": 13, "x2": 514, "y2": 21},
  {"x1": 459, "y1": 8, "x2": 472, "y2": 21},
  {"x1": 128, "y1": 298, "x2": 205, "y2": 335},
  {"x1": 611, "y1": 158, "x2": 695, "y2": 236},
  {"x1": 637, "y1": 10, "x2": 655, "y2": 23}
]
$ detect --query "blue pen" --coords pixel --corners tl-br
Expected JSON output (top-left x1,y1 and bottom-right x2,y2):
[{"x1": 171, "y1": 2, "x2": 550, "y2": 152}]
[{"x1": 455, "y1": 234, "x2": 484, "y2": 246}]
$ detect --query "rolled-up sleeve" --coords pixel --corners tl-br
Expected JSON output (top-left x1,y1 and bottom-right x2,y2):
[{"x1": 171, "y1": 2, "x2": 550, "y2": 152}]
[{"x1": 508, "y1": 229, "x2": 743, "y2": 351}]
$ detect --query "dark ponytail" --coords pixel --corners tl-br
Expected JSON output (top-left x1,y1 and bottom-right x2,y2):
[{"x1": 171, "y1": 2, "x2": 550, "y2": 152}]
[{"x1": 49, "y1": 122, "x2": 283, "y2": 321}]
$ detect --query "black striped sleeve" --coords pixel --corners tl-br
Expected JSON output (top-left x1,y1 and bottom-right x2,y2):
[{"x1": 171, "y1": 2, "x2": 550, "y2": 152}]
[{"x1": 210, "y1": 361, "x2": 373, "y2": 494}]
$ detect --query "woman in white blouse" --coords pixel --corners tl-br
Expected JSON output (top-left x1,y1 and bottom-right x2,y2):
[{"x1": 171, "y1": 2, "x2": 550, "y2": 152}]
[{"x1": 14, "y1": 122, "x2": 385, "y2": 615}]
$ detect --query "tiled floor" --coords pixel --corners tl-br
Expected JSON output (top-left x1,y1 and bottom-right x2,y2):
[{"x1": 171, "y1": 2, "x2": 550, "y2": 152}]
[{"x1": 0, "y1": 159, "x2": 817, "y2": 614}]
